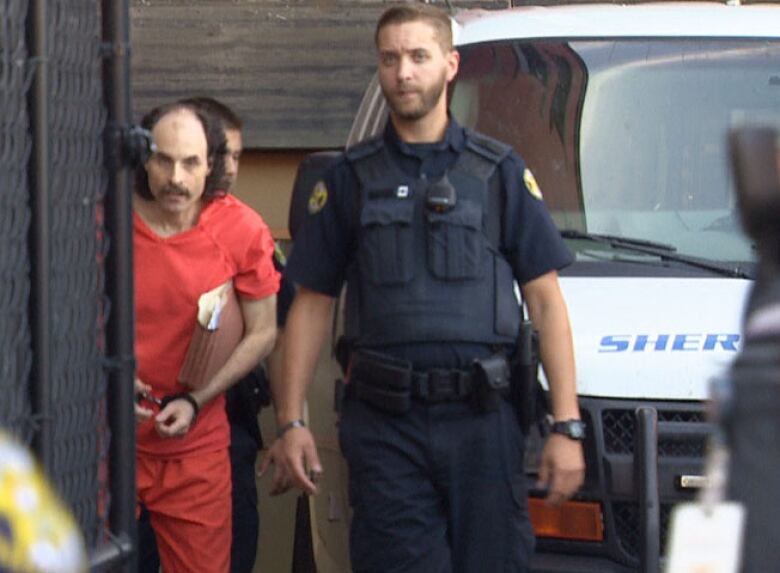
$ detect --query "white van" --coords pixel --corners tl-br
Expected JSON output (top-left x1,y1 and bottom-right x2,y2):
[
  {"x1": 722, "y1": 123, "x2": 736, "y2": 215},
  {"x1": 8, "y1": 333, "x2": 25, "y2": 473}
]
[{"x1": 292, "y1": 3, "x2": 780, "y2": 571}]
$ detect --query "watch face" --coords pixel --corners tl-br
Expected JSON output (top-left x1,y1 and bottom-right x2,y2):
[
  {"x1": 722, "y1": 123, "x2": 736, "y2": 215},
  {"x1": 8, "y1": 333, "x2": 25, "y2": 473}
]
[
  {"x1": 568, "y1": 421, "x2": 586, "y2": 439},
  {"x1": 554, "y1": 420, "x2": 586, "y2": 440}
]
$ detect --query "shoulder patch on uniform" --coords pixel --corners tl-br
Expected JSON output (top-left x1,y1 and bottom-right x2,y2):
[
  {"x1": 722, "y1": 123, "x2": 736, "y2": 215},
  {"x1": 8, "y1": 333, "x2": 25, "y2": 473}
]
[
  {"x1": 523, "y1": 168, "x2": 543, "y2": 201},
  {"x1": 273, "y1": 242, "x2": 287, "y2": 267},
  {"x1": 307, "y1": 181, "x2": 329, "y2": 214}
]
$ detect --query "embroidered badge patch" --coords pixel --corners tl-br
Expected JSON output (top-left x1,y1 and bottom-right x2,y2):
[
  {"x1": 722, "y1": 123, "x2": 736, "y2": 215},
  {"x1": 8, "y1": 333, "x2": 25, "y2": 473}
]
[
  {"x1": 523, "y1": 168, "x2": 543, "y2": 201},
  {"x1": 308, "y1": 181, "x2": 328, "y2": 214},
  {"x1": 273, "y1": 242, "x2": 287, "y2": 266}
]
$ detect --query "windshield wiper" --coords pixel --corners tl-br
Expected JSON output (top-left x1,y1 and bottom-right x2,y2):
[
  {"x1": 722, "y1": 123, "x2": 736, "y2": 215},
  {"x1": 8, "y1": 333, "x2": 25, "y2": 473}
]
[
  {"x1": 561, "y1": 229, "x2": 752, "y2": 279},
  {"x1": 562, "y1": 229, "x2": 677, "y2": 251}
]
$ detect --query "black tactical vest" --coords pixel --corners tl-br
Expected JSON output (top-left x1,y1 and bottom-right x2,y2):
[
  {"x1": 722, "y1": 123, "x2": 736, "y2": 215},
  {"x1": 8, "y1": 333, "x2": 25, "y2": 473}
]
[{"x1": 343, "y1": 129, "x2": 522, "y2": 347}]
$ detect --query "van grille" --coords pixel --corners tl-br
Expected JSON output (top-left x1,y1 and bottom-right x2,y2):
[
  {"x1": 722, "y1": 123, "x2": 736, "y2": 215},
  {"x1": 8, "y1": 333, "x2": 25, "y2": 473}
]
[
  {"x1": 602, "y1": 409, "x2": 706, "y2": 457},
  {"x1": 613, "y1": 502, "x2": 673, "y2": 560}
]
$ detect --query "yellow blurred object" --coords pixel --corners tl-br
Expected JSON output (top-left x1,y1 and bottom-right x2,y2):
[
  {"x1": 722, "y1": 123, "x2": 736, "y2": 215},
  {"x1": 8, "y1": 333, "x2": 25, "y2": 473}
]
[{"x1": 0, "y1": 432, "x2": 87, "y2": 573}]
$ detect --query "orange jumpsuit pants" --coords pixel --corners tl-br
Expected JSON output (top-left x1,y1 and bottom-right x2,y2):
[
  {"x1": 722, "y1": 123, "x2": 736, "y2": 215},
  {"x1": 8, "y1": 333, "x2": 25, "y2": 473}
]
[{"x1": 137, "y1": 449, "x2": 232, "y2": 573}]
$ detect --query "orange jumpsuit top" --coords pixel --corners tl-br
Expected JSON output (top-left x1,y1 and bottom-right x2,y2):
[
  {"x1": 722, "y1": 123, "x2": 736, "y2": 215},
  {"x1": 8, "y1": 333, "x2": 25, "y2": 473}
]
[{"x1": 134, "y1": 194, "x2": 280, "y2": 458}]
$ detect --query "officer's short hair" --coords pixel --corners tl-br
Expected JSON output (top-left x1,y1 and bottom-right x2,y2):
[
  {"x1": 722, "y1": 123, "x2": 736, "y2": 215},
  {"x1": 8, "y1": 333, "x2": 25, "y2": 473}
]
[
  {"x1": 134, "y1": 101, "x2": 227, "y2": 201},
  {"x1": 375, "y1": 3, "x2": 453, "y2": 52},
  {"x1": 178, "y1": 96, "x2": 243, "y2": 133}
]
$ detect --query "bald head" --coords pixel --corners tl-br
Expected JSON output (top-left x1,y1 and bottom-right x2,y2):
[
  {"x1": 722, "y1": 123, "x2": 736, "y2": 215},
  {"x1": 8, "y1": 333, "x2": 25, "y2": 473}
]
[{"x1": 135, "y1": 102, "x2": 227, "y2": 202}]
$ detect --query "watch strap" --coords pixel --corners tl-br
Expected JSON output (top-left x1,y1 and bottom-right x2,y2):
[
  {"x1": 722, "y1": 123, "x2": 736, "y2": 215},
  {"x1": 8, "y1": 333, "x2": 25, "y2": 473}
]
[
  {"x1": 551, "y1": 418, "x2": 586, "y2": 440},
  {"x1": 277, "y1": 418, "x2": 306, "y2": 438}
]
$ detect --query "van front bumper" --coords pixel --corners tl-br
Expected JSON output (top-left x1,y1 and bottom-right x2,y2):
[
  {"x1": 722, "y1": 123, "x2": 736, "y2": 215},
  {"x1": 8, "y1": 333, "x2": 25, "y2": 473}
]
[{"x1": 531, "y1": 551, "x2": 636, "y2": 573}]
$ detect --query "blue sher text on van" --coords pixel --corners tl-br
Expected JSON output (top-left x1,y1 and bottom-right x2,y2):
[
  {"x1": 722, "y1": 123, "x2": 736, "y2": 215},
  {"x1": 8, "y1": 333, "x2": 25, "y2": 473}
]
[{"x1": 599, "y1": 334, "x2": 740, "y2": 353}]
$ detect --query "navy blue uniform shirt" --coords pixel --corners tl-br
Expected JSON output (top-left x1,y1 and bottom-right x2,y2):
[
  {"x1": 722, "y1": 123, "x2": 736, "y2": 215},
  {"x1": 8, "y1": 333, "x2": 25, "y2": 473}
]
[{"x1": 286, "y1": 119, "x2": 572, "y2": 369}]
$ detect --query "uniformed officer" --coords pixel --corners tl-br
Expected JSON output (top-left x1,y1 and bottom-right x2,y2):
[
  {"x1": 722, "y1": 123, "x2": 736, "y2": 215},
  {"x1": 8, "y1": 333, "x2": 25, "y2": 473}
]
[{"x1": 263, "y1": 4, "x2": 585, "y2": 572}]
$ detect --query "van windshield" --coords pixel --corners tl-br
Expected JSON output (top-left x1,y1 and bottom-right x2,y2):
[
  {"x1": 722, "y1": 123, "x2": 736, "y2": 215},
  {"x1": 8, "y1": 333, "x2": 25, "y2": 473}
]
[{"x1": 452, "y1": 39, "x2": 780, "y2": 270}]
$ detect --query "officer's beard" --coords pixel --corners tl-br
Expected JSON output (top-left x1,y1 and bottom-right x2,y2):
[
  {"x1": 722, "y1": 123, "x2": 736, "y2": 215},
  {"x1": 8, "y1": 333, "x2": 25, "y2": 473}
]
[{"x1": 388, "y1": 68, "x2": 448, "y2": 122}]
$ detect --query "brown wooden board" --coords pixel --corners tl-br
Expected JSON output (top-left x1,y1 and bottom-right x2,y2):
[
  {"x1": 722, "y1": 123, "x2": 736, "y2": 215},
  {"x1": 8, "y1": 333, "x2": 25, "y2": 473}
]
[{"x1": 130, "y1": 0, "x2": 507, "y2": 149}]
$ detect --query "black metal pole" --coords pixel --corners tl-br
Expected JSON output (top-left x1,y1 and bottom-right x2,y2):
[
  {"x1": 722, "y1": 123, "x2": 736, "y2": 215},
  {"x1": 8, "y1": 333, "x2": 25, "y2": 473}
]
[
  {"x1": 727, "y1": 126, "x2": 780, "y2": 573},
  {"x1": 27, "y1": 0, "x2": 52, "y2": 471},
  {"x1": 727, "y1": 283, "x2": 780, "y2": 572},
  {"x1": 100, "y1": 0, "x2": 137, "y2": 570},
  {"x1": 636, "y1": 406, "x2": 660, "y2": 573}
]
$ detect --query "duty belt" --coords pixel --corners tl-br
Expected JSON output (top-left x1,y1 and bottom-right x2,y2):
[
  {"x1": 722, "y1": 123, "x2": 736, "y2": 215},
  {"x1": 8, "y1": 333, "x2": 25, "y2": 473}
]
[
  {"x1": 347, "y1": 349, "x2": 510, "y2": 415},
  {"x1": 411, "y1": 369, "x2": 474, "y2": 402}
]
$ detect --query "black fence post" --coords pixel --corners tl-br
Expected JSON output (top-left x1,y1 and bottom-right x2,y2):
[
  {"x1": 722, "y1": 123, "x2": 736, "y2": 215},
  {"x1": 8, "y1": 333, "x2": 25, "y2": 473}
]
[
  {"x1": 98, "y1": 0, "x2": 137, "y2": 570},
  {"x1": 27, "y1": 0, "x2": 52, "y2": 472}
]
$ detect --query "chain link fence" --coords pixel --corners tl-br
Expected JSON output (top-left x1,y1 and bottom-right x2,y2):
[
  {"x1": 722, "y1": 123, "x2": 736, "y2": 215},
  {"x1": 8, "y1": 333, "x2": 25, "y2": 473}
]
[
  {"x1": 0, "y1": 0, "x2": 116, "y2": 558},
  {"x1": 0, "y1": 0, "x2": 34, "y2": 442},
  {"x1": 49, "y1": 0, "x2": 111, "y2": 549}
]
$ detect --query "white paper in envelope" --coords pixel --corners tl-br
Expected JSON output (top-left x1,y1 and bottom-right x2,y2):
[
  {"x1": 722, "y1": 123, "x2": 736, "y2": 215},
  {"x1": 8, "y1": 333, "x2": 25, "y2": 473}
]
[{"x1": 179, "y1": 280, "x2": 244, "y2": 389}]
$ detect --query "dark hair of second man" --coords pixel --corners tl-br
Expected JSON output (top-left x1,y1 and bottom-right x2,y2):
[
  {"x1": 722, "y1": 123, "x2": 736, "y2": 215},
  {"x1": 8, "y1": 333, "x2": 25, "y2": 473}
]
[
  {"x1": 134, "y1": 101, "x2": 227, "y2": 201},
  {"x1": 178, "y1": 96, "x2": 243, "y2": 132}
]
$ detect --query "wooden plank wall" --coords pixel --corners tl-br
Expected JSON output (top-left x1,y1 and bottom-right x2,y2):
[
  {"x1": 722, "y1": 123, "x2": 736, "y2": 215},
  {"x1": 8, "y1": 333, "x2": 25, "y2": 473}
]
[{"x1": 130, "y1": 0, "x2": 507, "y2": 149}]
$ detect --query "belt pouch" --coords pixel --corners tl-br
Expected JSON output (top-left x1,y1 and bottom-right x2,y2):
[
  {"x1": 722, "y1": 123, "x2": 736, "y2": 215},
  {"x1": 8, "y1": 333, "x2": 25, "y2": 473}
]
[
  {"x1": 350, "y1": 350, "x2": 412, "y2": 415},
  {"x1": 473, "y1": 354, "x2": 511, "y2": 413}
]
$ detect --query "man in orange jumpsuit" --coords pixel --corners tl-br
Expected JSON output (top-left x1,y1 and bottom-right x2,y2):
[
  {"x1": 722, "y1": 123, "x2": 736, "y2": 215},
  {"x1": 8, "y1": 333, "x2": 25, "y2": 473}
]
[{"x1": 133, "y1": 101, "x2": 279, "y2": 573}]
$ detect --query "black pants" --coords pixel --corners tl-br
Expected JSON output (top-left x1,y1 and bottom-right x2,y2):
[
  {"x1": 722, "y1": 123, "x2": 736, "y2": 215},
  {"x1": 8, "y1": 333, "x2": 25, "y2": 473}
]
[
  {"x1": 229, "y1": 424, "x2": 260, "y2": 573},
  {"x1": 136, "y1": 506, "x2": 160, "y2": 573},
  {"x1": 339, "y1": 392, "x2": 535, "y2": 573}
]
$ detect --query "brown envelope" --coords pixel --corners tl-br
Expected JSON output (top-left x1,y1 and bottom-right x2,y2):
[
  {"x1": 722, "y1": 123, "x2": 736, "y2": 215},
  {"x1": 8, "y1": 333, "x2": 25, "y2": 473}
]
[{"x1": 178, "y1": 282, "x2": 244, "y2": 390}]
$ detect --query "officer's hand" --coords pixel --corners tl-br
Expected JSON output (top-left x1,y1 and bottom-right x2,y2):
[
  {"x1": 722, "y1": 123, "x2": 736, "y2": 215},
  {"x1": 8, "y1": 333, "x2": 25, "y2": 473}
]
[
  {"x1": 259, "y1": 427, "x2": 322, "y2": 496},
  {"x1": 154, "y1": 398, "x2": 196, "y2": 439},
  {"x1": 537, "y1": 434, "x2": 585, "y2": 506},
  {"x1": 258, "y1": 439, "x2": 294, "y2": 496},
  {"x1": 134, "y1": 378, "x2": 154, "y2": 423}
]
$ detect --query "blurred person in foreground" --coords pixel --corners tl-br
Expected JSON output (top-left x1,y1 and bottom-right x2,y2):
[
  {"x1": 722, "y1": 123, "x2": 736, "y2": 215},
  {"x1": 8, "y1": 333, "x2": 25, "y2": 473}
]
[{"x1": 0, "y1": 431, "x2": 87, "y2": 573}]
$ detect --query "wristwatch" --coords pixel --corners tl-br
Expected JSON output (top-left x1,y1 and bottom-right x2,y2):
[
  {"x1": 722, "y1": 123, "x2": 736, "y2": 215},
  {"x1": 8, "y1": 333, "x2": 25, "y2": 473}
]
[
  {"x1": 276, "y1": 418, "x2": 306, "y2": 438},
  {"x1": 550, "y1": 419, "x2": 587, "y2": 441}
]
